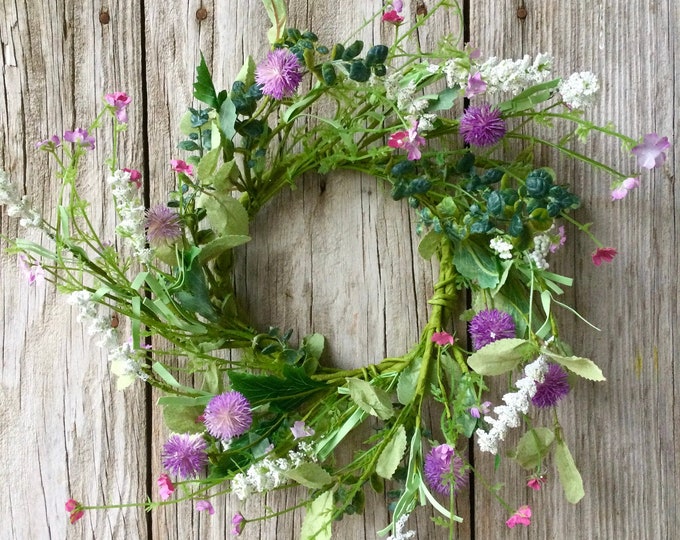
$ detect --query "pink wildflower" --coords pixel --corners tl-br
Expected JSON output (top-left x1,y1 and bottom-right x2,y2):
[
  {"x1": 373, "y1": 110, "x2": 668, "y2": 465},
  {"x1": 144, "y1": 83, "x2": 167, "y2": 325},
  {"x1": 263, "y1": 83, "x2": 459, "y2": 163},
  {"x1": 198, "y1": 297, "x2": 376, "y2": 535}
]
[
  {"x1": 122, "y1": 168, "x2": 142, "y2": 189},
  {"x1": 465, "y1": 72, "x2": 487, "y2": 98},
  {"x1": 65, "y1": 499, "x2": 84, "y2": 524},
  {"x1": 195, "y1": 500, "x2": 215, "y2": 515},
  {"x1": 63, "y1": 128, "x2": 95, "y2": 150},
  {"x1": 591, "y1": 247, "x2": 617, "y2": 266},
  {"x1": 527, "y1": 475, "x2": 547, "y2": 491},
  {"x1": 157, "y1": 473, "x2": 175, "y2": 501},
  {"x1": 171, "y1": 159, "x2": 193, "y2": 175},
  {"x1": 18, "y1": 254, "x2": 45, "y2": 286},
  {"x1": 469, "y1": 401, "x2": 491, "y2": 419},
  {"x1": 431, "y1": 331, "x2": 454, "y2": 347},
  {"x1": 631, "y1": 133, "x2": 670, "y2": 169},
  {"x1": 231, "y1": 512, "x2": 246, "y2": 535},
  {"x1": 611, "y1": 176, "x2": 640, "y2": 201},
  {"x1": 549, "y1": 225, "x2": 567, "y2": 253},
  {"x1": 382, "y1": 1, "x2": 404, "y2": 24},
  {"x1": 104, "y1": 92, "x2": 132, "y2": 123},
  {"x1": 388, "y1": 120, "x2": 426, "y2": 160},
  {"x1": 506, "y1": 505, "x2": 532, "y2": 528},
  {"x1": 35, "y1": 135, "x2": 61, "y2": 149},
  {"x1": 290, "y1": 420, "x2": 315, "y2": 439}
]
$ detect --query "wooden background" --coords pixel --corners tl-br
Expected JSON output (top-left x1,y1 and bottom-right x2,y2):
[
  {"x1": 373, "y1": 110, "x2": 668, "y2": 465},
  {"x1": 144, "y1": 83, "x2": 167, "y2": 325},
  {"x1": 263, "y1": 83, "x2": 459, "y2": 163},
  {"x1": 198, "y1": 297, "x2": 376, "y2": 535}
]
[{"x1": 1, "y1": 1, "x2": 677, "y2": 538}]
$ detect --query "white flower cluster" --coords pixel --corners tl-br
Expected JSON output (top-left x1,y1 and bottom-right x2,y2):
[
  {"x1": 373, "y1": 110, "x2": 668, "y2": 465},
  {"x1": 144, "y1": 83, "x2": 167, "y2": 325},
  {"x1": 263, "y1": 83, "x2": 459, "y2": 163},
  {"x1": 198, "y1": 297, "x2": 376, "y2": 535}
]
[
  {"x1": 443, "y1": 57, "x2": 470, "y2": 89},
  {"x1": 230, "y1": 442, "x2": 317, "y2": 500},
  {"x1": 476, "y1": 356, "x2": 548, "y2": 455},
  {"x1": 529, "y1": 233, "x2": 552, "y2": 270},
  {"x1": 386, "y1": 513, "x2": 416, "y2": 540},
  {"x1": 107, "y1": 169, "x2": 150, "y2": 262},
  {"x1": 383, "y1": 75, "x2": 438, "y2": 133},
  {"x1": 558, "y1": 71, "x2": 599, "y2": 110},
  {"x1": 477, "y1": 53, "x2": 553, "y2": 94},
  {"x1": 109, "y1": 340, "x2": 148, "y2": 390},
  {"x1": 0, "y1": 169, "x2": 44, "y2": 228},
  {"x1": 490, "y1": 236, "x2": 514, "y2": 259}
]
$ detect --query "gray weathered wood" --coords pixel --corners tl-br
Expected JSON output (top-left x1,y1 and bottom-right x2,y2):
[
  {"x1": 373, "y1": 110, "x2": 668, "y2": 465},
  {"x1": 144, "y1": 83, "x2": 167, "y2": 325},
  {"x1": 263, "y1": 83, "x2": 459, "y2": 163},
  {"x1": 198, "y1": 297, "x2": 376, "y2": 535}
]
[{"x1": 1, "y1": 0, "x2": 677, "y2": 538}]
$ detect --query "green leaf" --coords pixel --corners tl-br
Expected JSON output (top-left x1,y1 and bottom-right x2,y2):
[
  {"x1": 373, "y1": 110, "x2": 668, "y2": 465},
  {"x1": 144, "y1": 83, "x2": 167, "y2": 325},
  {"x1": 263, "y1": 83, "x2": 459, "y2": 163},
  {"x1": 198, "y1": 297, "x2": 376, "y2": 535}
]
[
  {"x1": 498, "y1": 78, "x2": 561, "y2": 114},
  {"x1": 300, "y1": 489, "x2": 334, "y2": 540},
  {"x1": 219, "y1": 97, "x2": 237, "y2": 140},
  {"x1": 376, "y1": 425, "x2": 407, "y2": 479},
  {"x1": 193, "y1": 52, "x2": 218, "y2": 108},
  {"x1": 199, "y1": 192, "x2": 249, "y2": 236},
  {"x1": 541, "y1": 350, "x2": 606, "y2": 381},
  {"x1": 418, "y1": 230, "x2": 441, "y2": 260},
  {"x1": 284, "y1": 462, "x2": 333, "y2": 489},
  {"x1": 554, "y1": 439, "x2": 585, "y2": 503},
  {"x1": 162, "y1": 403, "x2": 206, "y2": 434},
  {"x1": 396, "y1": 356, "x2": 422, "y2": 405},
  {"x1": 229, "y1": 365, "x2": 328, "y2": 412},
  {"x1": 235, "y1": 56, "x2": 256, "y2": 87},
  {"x1": 427, "y1": 87, "x2": 459, "y2": 112},
  {"x1": 467, "y1": 338, "x2": 538, "y2": 376},
  {"x1": 196, "y1": 147, "x2": 221, "y2": 182},
  {"x1": 302, "y1": 333, "x2": 325, "y2": 361},
  {"x1": 453, "y1": 238, "x2": 501, "y2": 289},
  {"x1": 513, "y1": 427, "x2": 555, "y2": 469},
  {"x1": 261, "y1": 0, "x2": 287, "y2": 45},
  {"x1": 197, "y1": 235, "x2": 251, "y2": 263},
  {"x1": 346, "y1": 378, "x2": 394, "y2": 420}
]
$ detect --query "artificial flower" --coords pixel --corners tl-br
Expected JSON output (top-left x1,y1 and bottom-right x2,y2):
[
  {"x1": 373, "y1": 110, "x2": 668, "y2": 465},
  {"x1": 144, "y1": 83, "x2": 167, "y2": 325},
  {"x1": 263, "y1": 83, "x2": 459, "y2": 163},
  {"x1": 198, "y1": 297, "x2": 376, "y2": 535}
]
[
  {"x1": 63, "y1": 128, "x2": 95, "y2": 149},
  {"x1": 465, "y1": 72, "x2": 487, "y2": 98},
  {"x1": 611, "y1": 176, "x2": 640, "y2": 200},
  {"x1": 157, "y1": 473, "x2": 175, "y2": 501},
  {"x1": 170, "y1": 159, "x2": 193, "y2": 175},
  {"x1": 291, "y1": 420, "x2": 315, "y2": 439},
  {"x1": 203, "y1": 391, "x2": 253, "y2": 439},
  {"x1": 231, "y1": 512, "x2": 245, "y2": 535},
  {"x1": 506, "y1": 505, "x2": 532, "y2": 528},
  {"x1": 468, "y1": 309, "x2": 516, "y2": 350},
  {"x1": 104, "y1": 92, "x2": 132, "y2": 122},
  {"x1": 17, "y1": 254, "x2": 45, "y2": 285},
  {"x1": 591, "y1": 247, "x2": 617, "y2": 266},
  {"x1": 65, "y1": 499, "x2": 84, "y2": 524},
  {"x1": 387, "y1": 120, "x2": 426, "y2": 160},
  {"x1": 35, "y1": 135, "x2": 61, "y2": 149},
  {"x1": 255, "y1": 48, "x2": 303, "y2": 100},
  {"x1": 431, "y1": 331, "x2": 454, "y2": 347},
  {"x1": 527, "y1": 475, "x2": 547, "y2": 491},
  {"x1": 195, "y1": 500, "x2": 215, "y2": 515},
  {"x1": 122, "y1": 167, "x2": 142, "y2": 189},
  {"x1": 145, "y1": 205, "x2": 183, "y2": 248},
  {"x1": 161, "y1": 433, "x2": 209, "y2": 479},
  {"x1": 459, "y1": 103, "x2": 506, "y2": 146},
  {"x1": 632, "y1": 133, "x2": 670, "y2": 169},
  {"x1": 469, "y1": 401, "x2": 491, "y2": 419},
  {"x1": 532, "y1": 363, "x2": 570, "y2": 408},
  {"x1": 423, "y1": 444, "x2": 469, "y2": 496}
]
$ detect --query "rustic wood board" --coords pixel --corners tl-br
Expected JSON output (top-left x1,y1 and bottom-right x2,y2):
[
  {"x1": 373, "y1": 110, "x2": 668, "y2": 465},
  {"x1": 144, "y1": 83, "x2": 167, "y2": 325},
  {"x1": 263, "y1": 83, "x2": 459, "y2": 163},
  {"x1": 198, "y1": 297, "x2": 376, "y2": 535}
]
[{"x1": 1, "y1": 0, "x2": 677, "y2": 538}]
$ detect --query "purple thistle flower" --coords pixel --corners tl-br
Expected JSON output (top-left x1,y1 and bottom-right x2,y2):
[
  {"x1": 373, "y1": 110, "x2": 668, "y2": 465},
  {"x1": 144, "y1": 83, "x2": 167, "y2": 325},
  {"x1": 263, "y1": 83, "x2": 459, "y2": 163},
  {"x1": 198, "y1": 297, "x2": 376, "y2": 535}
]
[
  {"x1": 531, "y1": 363, "x2": 570, "y2": 408},
  {"x1": 459, "y1": 104, "x2": 506, "y2": 147},
  {"x1": 423, "y1": 444, "x2": 469, "y2": 496},
  {"x1": 255, "y1": 48, "x2": 303, "y2": 100},
  {"x1": 161, "y1": 433, "x2": 208, "y2": 479},
  {"x1": 145, "y1": 205, "x2": 183, "y2": 248},
  {"x1": 468, "y1": 309, "x2": 516, "y2": 350},
  {"x1": 203, "y1": 391, "x2": 253, "y2": 439}
]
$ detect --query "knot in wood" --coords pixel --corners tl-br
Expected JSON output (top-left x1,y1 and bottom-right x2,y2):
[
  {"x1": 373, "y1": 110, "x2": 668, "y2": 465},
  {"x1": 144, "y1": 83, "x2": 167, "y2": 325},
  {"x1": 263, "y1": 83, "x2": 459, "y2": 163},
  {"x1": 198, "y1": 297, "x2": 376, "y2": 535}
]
[
  {"x1": 99, "y1": 9, "x2": 110, "y2": 25},
  {"x1": 196, "y1": 7, "x2": 208, "y2": 21},
  {"x1": 517, "y1": 6, "x2": 528, "y2": 20}
]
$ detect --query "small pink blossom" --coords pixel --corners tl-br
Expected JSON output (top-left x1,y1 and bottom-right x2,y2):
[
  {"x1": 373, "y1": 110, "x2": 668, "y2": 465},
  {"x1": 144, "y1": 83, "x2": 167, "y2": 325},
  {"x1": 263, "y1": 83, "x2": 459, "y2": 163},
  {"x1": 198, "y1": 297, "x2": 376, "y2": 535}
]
[
  {"x1": 231, "y1": 512, "x2": 245, "y2": 535},
  {"x1": 171, "y1": 159, "x2": 193, "y2": 176},
  {"x1": 506, "y1": 505, "x2": 532, "y2": 528},
  {"x1": 591, "y1": 247, "x2": 617, "y2": 266},
  {"x1": 388, "y1": 120, "x2": 426, "y2": 160},
  {"x1": 18, "y1": 255, "x2": 45, "y2": 286},
  {"x1": 290, "y1": 420, "x2": 315, "y2": 439},
  {"x1": 527, "y1": 475, "x2": 546, "y2": 491},
  {"x1": 632, "y1": 133, "x2": 670, "y2": 169},
  {"x1": 35, "y1": 135, "x2": 61, "y2": 149},
  {"x1": 157, "y1": 473, "x2": 175, "y2": 501},
  {"x1": 122, "y1": 168, "x2": 142, "y2": 189},
  {"x1": 63, "y1": 128, "x2": 95, "y2": 150},
  {"x1": 465, "y1": 72, "x2": 487, "y2": 98},
  {"x1": 431, "y1": 331, "x2": 454, "y2": 347},
  {"x1": 611, "y1": 177, "x2": 640, "y2": 200},
  {"x1": 469, "y1": 401, "x2": 491, "y2": 419},
  {"x1": 104, "y1": 92, "x2": 132, "y2": 123},
  {"x1": 549, "y1": 225, "x2": 567, "y2": 253},
  {"x1": 195, "y1": 500, "x2": 215, "y2": 515},
  {"x1": 65, "y1": 499, "x2": 84, "y2": 524},
  {"x1": 382, "y1": 0, "x2": 404, "y2": 23}
]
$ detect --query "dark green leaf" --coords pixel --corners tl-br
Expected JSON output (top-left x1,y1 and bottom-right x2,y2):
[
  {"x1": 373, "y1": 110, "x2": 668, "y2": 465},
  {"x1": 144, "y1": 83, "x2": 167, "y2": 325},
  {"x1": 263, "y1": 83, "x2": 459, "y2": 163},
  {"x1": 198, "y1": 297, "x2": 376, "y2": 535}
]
[{"x1": 193, "y1": 52, "x2": 218, "y2": 108}]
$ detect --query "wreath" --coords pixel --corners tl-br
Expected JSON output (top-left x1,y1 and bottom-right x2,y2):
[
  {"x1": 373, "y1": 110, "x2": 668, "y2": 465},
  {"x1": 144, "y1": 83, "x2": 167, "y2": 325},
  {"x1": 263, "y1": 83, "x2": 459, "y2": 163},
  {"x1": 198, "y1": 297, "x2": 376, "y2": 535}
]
[{"x1": 0, "y1": 0, "x2": 668, "y2": 538}]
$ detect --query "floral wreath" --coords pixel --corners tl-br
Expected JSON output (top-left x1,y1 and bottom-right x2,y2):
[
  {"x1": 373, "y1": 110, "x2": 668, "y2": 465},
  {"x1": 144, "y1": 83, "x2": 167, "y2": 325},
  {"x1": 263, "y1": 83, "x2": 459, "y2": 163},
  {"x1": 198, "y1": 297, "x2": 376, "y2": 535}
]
[{"x1": 1, "y1": 0, "x2": 669, "y2": 538}]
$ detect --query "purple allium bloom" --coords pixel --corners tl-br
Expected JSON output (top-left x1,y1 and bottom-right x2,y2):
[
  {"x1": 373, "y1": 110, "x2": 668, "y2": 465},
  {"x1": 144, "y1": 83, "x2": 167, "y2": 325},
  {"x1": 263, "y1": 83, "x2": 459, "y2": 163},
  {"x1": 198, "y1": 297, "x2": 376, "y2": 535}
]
[
  {"x1": 423, "y1": 444, "x2": 469, "y2": 496},
  {"x1": 468, "y1": 309, "x2": 516, "y2": 350},
  {"x1": 203, "y1": 391, "x2": 253, "y2": 439},
  {"x1": 104, "y1": 91, "x2": 132, "y2": 123},
  {"x1": 63, "y1": 128, "x2": 95, "y2": 149},
  {"x1": 459, "y1": 104, "x2": 506, "y2": 147},
  {"x1": 531, "y1": 363, "x2": 570, "y2": 408},
  {"x1": 255, "y1": 48, "x2": 303, "y2": 100},
  {"x1": 145, "y1": 205, "x2": 183, "y2": 248},
  {"x1": 631, "y1": 133, "x2": 670, "y2": 170},
  {"x1": 161, "y1": 433, "x2": 208, "y2": 479}
]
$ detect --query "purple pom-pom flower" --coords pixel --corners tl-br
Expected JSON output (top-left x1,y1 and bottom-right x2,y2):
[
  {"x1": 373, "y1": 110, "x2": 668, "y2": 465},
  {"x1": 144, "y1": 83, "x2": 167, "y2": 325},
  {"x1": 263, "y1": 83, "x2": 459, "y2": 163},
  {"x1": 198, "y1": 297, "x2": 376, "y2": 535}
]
[
  {"x1": 423, "y1": 444, "x2": 469, "y2": 496},
  {"x1": 161, "y1": 433, "x2": 208, "y2": 479},
  {"x1": 468, "y1": 309, "x2": 516, "y2": 350},
  {"x1": 531, "y1": 363, "x2": 570, "y2": 408},
  {"x1": 459, "y1": 104, "x2": 506, "y2": 147},
  {"x1": 203, "y1": 391, "x2": 253, "y2": 439},
  {"x1": 255, "y1": 48, "x2": 303, "y2": 100}
]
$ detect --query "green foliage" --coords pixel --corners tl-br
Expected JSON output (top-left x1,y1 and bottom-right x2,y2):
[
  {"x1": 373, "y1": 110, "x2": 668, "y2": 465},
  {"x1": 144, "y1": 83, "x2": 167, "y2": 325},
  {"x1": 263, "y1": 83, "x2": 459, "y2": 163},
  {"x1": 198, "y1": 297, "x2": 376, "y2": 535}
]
[
  {"x1": 512, "y1": 427, "x2": 555, "y2": 469},
  {"x1": 467, "y1": 338, "x2": 539, "y2": 375},
  {"x1": 300, "y1": 490, "x2": 335, "y2": 540},
  {"x1": 376, "y1": 426, "x2": 407, "y2": 479},
  {"x1": 554, "y1": 439, "x2": 585, "y2": 503},
  {"x1": 346, "y1": 378, "x2": 395, "y2": 420}
]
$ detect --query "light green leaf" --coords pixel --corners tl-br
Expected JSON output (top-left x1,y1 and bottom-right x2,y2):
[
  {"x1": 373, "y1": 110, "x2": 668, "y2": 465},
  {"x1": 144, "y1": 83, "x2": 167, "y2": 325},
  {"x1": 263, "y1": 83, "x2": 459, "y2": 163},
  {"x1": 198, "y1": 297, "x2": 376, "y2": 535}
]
[
  {"x1": 219, "y1": 97, "x2": 237, "y2": 140},
  {"x1": 554, "y1": 439, "x2": 585, "y2": 503},
  {"x1": 197, "y1": 235, "x2": 251, "y2": 263},
  {"x1": 467, "y1": 338, "x2": 538, "y2": 376},
  {"x1": 235, "y1": 56, "x2": 256, "y2": 87},
  {"x1": 261, "y1": 0, "x2": 287, "y2": 45},
  {"x1": 303, "y1": 333, "x2": 325, "y2": 361},
  {"x1": 417, "y1": 230, "x2": 441, "y2": 260},
  {"x1": 453, "y1": 239, "x2": 501, "y2": 289},
  {"x1": 513, "y1": 427, "x2": 555, "y2": 469},
  {"x1": 300, "y1": 489, "x2": 334, "y2": 540},
  {"x1": 162, "y1": 403, "x2": 206, "y2": 434},
  {"x1": 541, "y1": 349, "x2": 606, "y2": 381},
  {"x1": 396, "y1": 356, "x2": 422, "y2": 405},
  {"x1": 346, "y1": 378, "x2": 394, "y2": 420},
  {"x1": 199, "y1": 192, "x2": 249, "y2": 237},
  {"x1": 284, "y1": 462, "x2": 333, "y2": 489},
  {"x1": 376, "y1": 425, "x2": 407, "y2": 479},
  {"x1": 197, "y1": 147, "x2": 221, "y2": 182},
  {"x1": 426, "y1": 87, "x2": 459, "y2": 112}
]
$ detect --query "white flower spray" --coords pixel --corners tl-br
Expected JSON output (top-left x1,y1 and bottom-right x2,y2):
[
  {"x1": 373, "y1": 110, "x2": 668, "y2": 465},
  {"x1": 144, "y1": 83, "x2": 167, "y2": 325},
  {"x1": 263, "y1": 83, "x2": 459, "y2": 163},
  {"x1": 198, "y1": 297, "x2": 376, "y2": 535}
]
[
  {"x1": 107, "y1": 169, "x2": 151, "y2": 262},
  {"x1": 0, "y1": 169, "x2": 45, "y2": 229}
]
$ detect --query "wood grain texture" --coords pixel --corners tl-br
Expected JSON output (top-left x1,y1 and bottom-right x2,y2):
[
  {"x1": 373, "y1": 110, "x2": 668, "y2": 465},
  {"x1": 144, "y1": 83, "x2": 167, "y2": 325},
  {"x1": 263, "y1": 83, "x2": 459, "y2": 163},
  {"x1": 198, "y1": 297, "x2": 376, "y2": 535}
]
[{"x1": 1, "y1": 0, "x2": 677, "y2": 539}]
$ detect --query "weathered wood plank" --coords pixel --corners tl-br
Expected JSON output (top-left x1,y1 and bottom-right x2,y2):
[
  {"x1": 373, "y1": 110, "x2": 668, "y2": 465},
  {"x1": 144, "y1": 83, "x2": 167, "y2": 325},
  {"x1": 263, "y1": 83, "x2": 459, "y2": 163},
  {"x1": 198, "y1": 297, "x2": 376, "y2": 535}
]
[
  {"x1": 471, "y1": 1, "x2": 678, "y2": 538},
  {"x1": 0, "y1": 1, "x2": 148, "y2": 539}
]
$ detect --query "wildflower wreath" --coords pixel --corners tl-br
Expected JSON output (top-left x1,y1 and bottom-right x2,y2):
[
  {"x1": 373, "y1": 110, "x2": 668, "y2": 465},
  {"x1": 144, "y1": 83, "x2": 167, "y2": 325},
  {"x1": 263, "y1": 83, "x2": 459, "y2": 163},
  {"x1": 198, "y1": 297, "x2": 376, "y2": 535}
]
[{"x1": 0, "y1": 0, "x2": 670, "y2": 538}]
